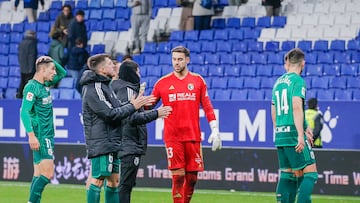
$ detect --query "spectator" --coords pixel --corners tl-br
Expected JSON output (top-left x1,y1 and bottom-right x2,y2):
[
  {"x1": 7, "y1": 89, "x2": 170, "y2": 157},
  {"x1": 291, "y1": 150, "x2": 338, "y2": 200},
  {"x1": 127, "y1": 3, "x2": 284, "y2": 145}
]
[
  {"x1": 14, "y1": 0, "x2": 44, "y2": 23},
  {"x1": 262, "y1": 0, "x2": 282, "y2": 16},
  {"x1": 17, "y1": 30, "x2": 37, "y2": 99},
  {"x1": 48, "y1": 31, "x2": 66, "y2": 66},
  {"x1": 122, "y1": 55, "x2": 133, "y2": 62},
  {"x1": 67, "y1": 10, "x2": 87, "y2": 50},
  {"x1": 176, "y1": 0, "x2": 194, "y2": 30},
  {"x1": 67, "y1": 38, "x2": 89, "y2": 81},
  {"x1": 50, "y1": 4, "x2": 73, "y2": 47},
  {"x1": 128, "y1": 0, "x2": 152, "y2": 54},
  {"x1": 305, "y1": 98, "x2": 324, "y2": 148},
  {"x1": 192, "y1": 0, "x2": 215, "y2": 30}
]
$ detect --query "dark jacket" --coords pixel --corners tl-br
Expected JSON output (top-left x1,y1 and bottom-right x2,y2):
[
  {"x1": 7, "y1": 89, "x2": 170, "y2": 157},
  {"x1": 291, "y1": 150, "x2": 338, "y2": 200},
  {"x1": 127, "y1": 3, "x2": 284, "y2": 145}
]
[
  {"x1": 48, "y1": 39, "x2": 65, "y2": 66},
  {"x1": 52, "y1": 12, "x2": 73, "y2": 34},
  {"x1": 111, "y1": 80, "x2": 158, "y2": 158},
  {"x1": 67, "y1": 18, "x2": 87, "y2": 49},
  {"x1": 15, "y1": 0, "x2": 44, "y2": 9},
  {"x1": 18, "y1": 36, "x2": 37, "y2": 74},
  {"x1": 80, "y1": 70, "x2": 136, "y2": 159},
  {"x1": 67, "y1": 46, "x2": 89, "y2": 70}
]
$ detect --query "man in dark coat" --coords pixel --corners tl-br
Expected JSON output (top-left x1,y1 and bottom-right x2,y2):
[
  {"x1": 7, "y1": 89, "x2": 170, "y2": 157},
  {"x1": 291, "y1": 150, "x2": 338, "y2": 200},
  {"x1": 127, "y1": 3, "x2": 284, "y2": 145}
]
[{"x1": 67, "y1": 9, "x2": 87, "y2": 50}]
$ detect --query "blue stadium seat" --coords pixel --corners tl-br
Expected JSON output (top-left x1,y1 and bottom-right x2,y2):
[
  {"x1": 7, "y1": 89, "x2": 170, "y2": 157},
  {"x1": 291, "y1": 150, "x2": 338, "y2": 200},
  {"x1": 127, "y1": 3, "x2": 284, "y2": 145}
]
[
  {"x1": 0, "y1": 32, "x2": 10, "y2": 43},
  {"x1": 313, "y1": 40, "x2": 329, "y2": 52},
  {"x1": 184, "y1": 30, "x2": 199, "y2": 41},
  {"x1": 0, "y1": 77, "x2": 7, "y2": 89},
  {"x1": 204, "y1": 53, "x2": 220, "y2": 65},
  {"x1": 146, "y1": 66, "x2": 162, "y2": 77},
  {"x1": 347, "y1": 39, "x2": 360, "y2": 51},
  {"x1": 50, "y1": 89, "x2": 60, "y2": 100},
  {"x1": 224, "y1": 65, "x2": 240, "y2": 77},
  {"x1": 37, "y1": 22, "x2": 50, "y2": 32},
  {"x1": 219, "y1": 53, "x2": 235, "y2": 65},
  {"x1": 281, "y1": 40, "x2": 295, "y2": 51},
  {"x1": 228, "y1": 77, "x2": 243, "y2": 89},
  {"x1": 154, "y1": 0, "x2": 168, "y2": 7},
  {"x1": 330, "y1": 40, "x2": 345, "y2": 52},
  {"x1": 161, "y1": 65, "x2": 173, "y2": 75},
  {"x1": 347, "y1": 77, "x2": 360, "y2": 89},
  {"x1": 263, "y1": 89, "x2": 272, "y2": 100},
  {"x1": 226, "y1": 18, "x2": 241, "y2": 29},
  {"x1": 305, "y1": 52, "x2": 317, "y2": 64},
  {"x1": 201, "y1": 41, "x2": 216, "y2": 53},
  {"x1": 158, "y1": 54, "x2": 171, "y2": 65},
  {"x1": 305, "y1": 64, "x2": 323, "y2": 76},
  {"x1": 50, "y1": 1, "x2": 62, "y2": 9},
  {"x1": 228, "y1": 29, "x2": 244, "y2": 41},
  {"x1": 208, "y1": 65, "x2": 224, "y2": 77},
  {"x1": 191, "y1": 54, "x2": 205, "y2": 65},
  {"x1": 257, "y1": 16, "x2": 271, "y2": 28},
  {"x1": 333, "y1": 52, "x2": 351, "y2": 64},
  {"x1": 5, "y1": 88, "x2": 17, "y2": 99},
  {"x1": 91, "y1": 44, "x2": 105, "y2": 55},
  {"x1": 37, "y1": 32, "x2": 49, "y2": 43},
  {"x1": 240, "y1": 65, "x2": 257, "y2": 77},
  {"x1": 260, "y1": 77, "x2": 276, "y2": 89},
  {"x1": 59, "y1": 77, "x2": 75, "y2": 89},
  {"x1": 103, "y1": 9, "x2": 116, "y2": 19},
  {"x1": 317, "y1": 89, "x2": 334, "y2": 101},
  {"x1": 0, "y1": 55, "x2": 8, "y2": 66},
  {"x1": 74, "y1": 90, "x2": 81, "y2": 99},
  {"x1": 352, "y1": 90, "x2": 360, "y2": 100},
  {"x1": 211, "y1": 77, "x2": 228, "y2": 89},
  {"x1": 8, "y1": 77, "x2": 21, "y2": 88},
  {"x1": 207, "y1": 89, "x2": 215, "y2": 99},
  {"x1": 311, "y1": 77, "x2": 329, "y2": 89},
  {"x1": 0, "y1": 67, "x2": 9, "y2": 77},
  {"x1": 232, "y1": 41, "x2": 247, "y2": 52},
  {"x1": 256, "y1": 65, "x2": 272, "y2": 77},
  {"x1": 267, "y1": 52, "x2": 282, "y2": 64},
  {"x1": 340, "y1": 64, "x2": 358, "y2": 76},
  {"x1": 212, "y1": 18, "x2": 226, "y2": 29},
  {"x1": 24, "y1": 22, "x2": 37, "y2": 32},
  {"x1": 248, "y1": 41, "x2": 263, "y2": 52},
  {"x1": 116, "y1": 8, "x2": 130, "y2": 19},
  {"x1": 143, "y1": 55, "x2": 159, "y2": 65},
  {"x1": 217, "y1": 41, "x2": 232, "y2": 53},
  {"x1": 89, "y1": 0, "x2": 101, "y2": 8},
  {"x1": 0, "y1": 44, "x2": 8, "y2": 55},
  {"x1": 214, "y1": 90, "x2": 231, "y2": 100},
  {"x1": 248, "y1": 90, "x2": 264, "y2": 100},
  {"x1": 351, "y1": 51, "x2": 360, "y2": 63},
  {"x1": 297, "y1": 40, "x2": 312, "y2": 52},
  {"x1": 272, "y1": 16, "x2": 287, "y2": 28},
  {"x1": 199, "y1": 30, "x2": 214, "y2": 41},
  {"x1": 59, "y1": 89, "x2": 75, "y2": 99},
  {"x1": 272, "y1": 65, "x2": 285, "y2": 76},
  {"x1": 76, "y1": 0, "x2": 88, "y2": 9},
  {"x1": 235, "y1": 53, "x2": 251, "y2": 64},
  {"x1": 323, "y1": 64, "x2": 340, "y2": 76},
  {"x1": 329, "y1": 76, "x2": 347, "y2": 89},
  {"x1": 317, "y1": 52, "x2": 333, "y2": 64},
  {"x1": 306, "y1": 90, "x2": 317, "y2": 99},
  {"x1": 102, "y1": 0, "x2": 114, "y2": 8},
  {"x1": 169, "y1": 30, "x2": 184, "y2": 41},
  {"x1": 231, "y1": 89, "x2": 248, "y2": 100},
  {"x1": 10, "y1": 32, "x2": 23, "y2": 43},
  {"x1": 0, "y1": 24, "x2": 10, "y2": 33},
  {"x1": 265, "y1": 41, "x2": 279, "y2": 52},
  {"x1": 102, "y1": 19, "x2": 117, "y2": 31},
  {"x1": 142, "y1": 42, "x2": 157, "y2": 54},
  {"x1": 204, "y1": 77, "x2": 212, "y2": 88},
  {"x1": 116, "y1": 19, "x2": 130, "y2": 30},
  {"x1": 12, "y1": 23, "x2": 24, "y2": 33},
  {"x1": 241, "y1": 17, "x2": 256, "y2": 28},
  {"x1": 251, "y1": 53, "x2": 267, "y2": 64},
  {"x1": 186, "y1": 42, "x2": 201, "y2": 53},
  {"x1": 192, "y1": 66, "x2": 208, "y2": 76},
  {"x1": 49, "y1": 9, "x2": 61, "y2": 21},
  {"x1": 132, "y1": 55, "x2": 143, "y2": 65},
  {"x1": 9, "y1": 66, "x2": 20, "y2": 77},
  {"x1": 9, "y1": 55, "x2": 19, "y2": 66},
  {"x1": 115, "y1": 0, "x2": 127, "y2": 8},
  {"x1": 157, "y1": 42, "x2": 172, "y2": 53},
  {"x1": 243, "y1": 77, "x2": 260, "y2": 89},
  {"x1": 214, "y1": 30, "x2": 229, "y2": 41},
  {"x1": 243, "y1": 28, "x2": 260, "y2": 40},
  {"x1": 334, "y1": 90, "x2": 352, "y2": 101}
]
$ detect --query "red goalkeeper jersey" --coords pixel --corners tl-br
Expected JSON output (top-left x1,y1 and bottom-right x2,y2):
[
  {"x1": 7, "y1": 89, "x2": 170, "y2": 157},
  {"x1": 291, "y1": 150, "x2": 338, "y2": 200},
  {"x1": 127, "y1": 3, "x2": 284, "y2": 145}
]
[{"x1": 151, "y1": 71, "x2": 216, "y2": 142}]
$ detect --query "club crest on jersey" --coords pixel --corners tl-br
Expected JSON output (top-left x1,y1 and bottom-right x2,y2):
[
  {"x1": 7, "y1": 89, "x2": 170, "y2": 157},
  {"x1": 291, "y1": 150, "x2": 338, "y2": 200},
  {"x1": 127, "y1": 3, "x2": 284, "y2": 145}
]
[
  {"x1": 188, "y1": 83, "x2": 194, "y2": 91},
  {"x1": 26, "y1": 92, "x2": 34, "y2": 101}
]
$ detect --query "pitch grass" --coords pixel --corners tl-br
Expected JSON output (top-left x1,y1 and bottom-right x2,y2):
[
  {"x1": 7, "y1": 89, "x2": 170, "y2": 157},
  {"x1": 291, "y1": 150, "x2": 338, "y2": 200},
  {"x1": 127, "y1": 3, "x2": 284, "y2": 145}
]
[{"x1": 1, "y1": 181, "x2": 359, "y2": 203}]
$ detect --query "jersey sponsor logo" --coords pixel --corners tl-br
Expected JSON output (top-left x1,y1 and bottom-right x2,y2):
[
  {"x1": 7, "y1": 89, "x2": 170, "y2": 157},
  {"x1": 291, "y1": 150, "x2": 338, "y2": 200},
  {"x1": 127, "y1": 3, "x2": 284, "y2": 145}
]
[
  {"x1": 168, "y1": 92, "x2": 196, "y2": 102},
  {"x1": 169, "y1": 85, "x2": 175, "y2": 90},
  {"x1": 134, "y1": 156, "x2": 140, "y2": 166},
  {"x1": 188, "y1": 83, "x2": 194, "y2": 91},
  {"x1": 42, "y1": 95, "x2": 52, "y2": 105},
  {"x1": 275, "y1": 126, "x2": 290, "y2": 133},
  {"x1": 26, "y1": 92, "x2": 34, "y2": 101},
  {"x1": 169, "y1": 93, "x2": 176, "y2": 102}
]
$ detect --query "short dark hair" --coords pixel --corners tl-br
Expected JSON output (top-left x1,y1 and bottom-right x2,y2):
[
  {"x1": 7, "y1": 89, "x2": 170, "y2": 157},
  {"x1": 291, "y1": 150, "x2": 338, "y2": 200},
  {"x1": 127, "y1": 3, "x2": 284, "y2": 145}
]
[
  {"x1": 62, "y1": 4, "x2": 72, "y2": 11},
  {"x1": 284, "y1": 48, "x2": 305, "y2": 65},
  {"x1": 75, "y1": 10, "x2": 85, "y2": 16},
  {"x1": 122, "y1": 54, "x2": 133, "y2": 62},
  {"x1": 75, "y1": 38, "x2": 84, "y2": 45},
  {"x1": 171, "y1": 46, "x2": 190, "y2": 57},
  {"x1": 52, "y1": 31, "x2": 63, "y2": 40},
  {"x1": 87, "y1": 54, "x2": 111, "y2": 71},
  {"x1": 307, "y1": 98, "x2": 318, "y2": 109},
  {"x1": 36, "y1": 58, "x2": 53, "y2": 71}
]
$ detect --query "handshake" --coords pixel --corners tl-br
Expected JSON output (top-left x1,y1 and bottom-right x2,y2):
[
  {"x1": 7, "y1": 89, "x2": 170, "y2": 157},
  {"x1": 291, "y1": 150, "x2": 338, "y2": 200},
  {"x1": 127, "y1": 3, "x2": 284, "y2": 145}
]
[{"x1": 207, "y1": 120, "x2": 222, "y2": 151}]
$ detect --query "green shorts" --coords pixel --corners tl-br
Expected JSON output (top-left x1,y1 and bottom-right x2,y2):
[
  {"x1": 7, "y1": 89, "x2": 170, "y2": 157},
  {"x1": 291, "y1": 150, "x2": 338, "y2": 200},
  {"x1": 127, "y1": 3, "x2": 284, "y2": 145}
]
[
  {"x1": 91, "y1": 153, "x2": 120, "y2": 178},
  {"x1": 277, "y1": 140, "x2": 316, "y2": 171},
  {"x1": 33, "y1": 137, "x2": 54, "y2": 164}
]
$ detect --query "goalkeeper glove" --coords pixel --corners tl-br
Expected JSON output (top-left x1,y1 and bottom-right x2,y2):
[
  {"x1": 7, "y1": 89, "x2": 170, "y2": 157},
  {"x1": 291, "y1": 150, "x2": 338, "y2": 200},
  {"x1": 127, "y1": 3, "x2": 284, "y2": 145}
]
[{"x1": 208, "y1": 120, "x2": 222, "y2": 151}]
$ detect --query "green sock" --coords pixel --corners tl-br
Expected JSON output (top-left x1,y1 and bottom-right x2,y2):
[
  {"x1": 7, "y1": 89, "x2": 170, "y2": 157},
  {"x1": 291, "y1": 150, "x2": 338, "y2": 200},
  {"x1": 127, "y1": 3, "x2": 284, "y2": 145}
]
[
  {"x1": 297, "y1": 172, "x2": 318, "y2": 203},
  {"x1": 87, "y1": 184, "x2": 101, "y2": 203},
  {"x1": 28, "y1": 175, "x2": 49, "y2": 203},
  {"x1": 105, "y1": 186, "x2": 119, "y2": 203},
  {"x1": 276, "y1": 171, "x2": 297, "y2": 203},
  {"x1": 30, "y1": 176, "x2": 39, "y2": 191}
]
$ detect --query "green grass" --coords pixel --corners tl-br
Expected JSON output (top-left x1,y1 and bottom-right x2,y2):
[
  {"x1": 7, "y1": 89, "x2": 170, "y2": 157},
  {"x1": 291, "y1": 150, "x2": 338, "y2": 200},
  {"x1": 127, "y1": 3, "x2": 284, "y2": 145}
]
[{"x1": 1, "y1": 181, "x2": 359, "y2": 203}]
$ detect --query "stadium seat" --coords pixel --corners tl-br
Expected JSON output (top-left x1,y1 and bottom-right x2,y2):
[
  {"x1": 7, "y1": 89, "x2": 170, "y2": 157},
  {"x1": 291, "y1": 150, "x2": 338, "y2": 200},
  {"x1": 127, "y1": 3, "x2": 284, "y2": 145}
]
[
  {"x1": 314, "y1": 40, "x2": 329, "y2": 52},
  {"x1": 305, "y1": 53, "x2": 317, "y2": 64},
  {"x1": 247, "y1": 90, "x2": 264, "y2": 100},
  {"x1": 248, "y1": 41, "x2": 263, "y2": 53},
  {"x1": 132, "y1": 55, "x2": 143, "y2": 65},
  {"x1": 241, "y1": 17, "x2": 256, "y2": 28},
  {"x1": 232, "y1": 41, "x2": 247, "y2": 52},
  {"x1": 5, "y1": 88, "x2": 17, "y2": 99},
  {"x1": 240, "y1": 65, "x2": 257, "y2": 77},
  {"x1": 317, "y1": 52, "x2": 333, "y2": 64},
  {"x1": 334, "y1": 90, "x2": 352, "y2": 100},
  {"x1": 214, "y1": 90, "x2": 231, "y2": 100},
  {"x1": 333, "y1": 52, "x2": 351, "y2": 64},
  {"x1": 251, "y1": 53, "x2": 267, "y2": 64},
  {"x1": 50, "y1": 89, "x2": 60, "y2": 100},
  {"x1": 265, "y1": 41, "x2": 279, "y2": 52},
  {"x1": 351, "y1": 51, "x2": 360, "y2": 63},
  {"x1": 212, "y1": 18, "x2": 226, "y2": 29},
  {"x1": 89, "y1": 0, "x2": 101, "y2": 8},
  {"x1": 158, "y1": 54, "x2": 171, "y2": 65},
  {"x1": 211, "y1": 77, "x2": 228, "y2": 89},
  {"x1": 231, "y1": 89, "x2": 248, "y2": 100},
  {"x1": 227, "y1": 77, "x2": 243, "y2": 89},
  {"x1": 201, "y1": 41, "x2": 216, "y2": 53},
  {"x1": 347, "y1": 39, "x2": 360, "y2": 51},
  {"x1": 317, "y1": 89, "x2": 334, "y2": 101},
  {"x1": 204, "y1": 54, "x2": 220, "y2": 65},
  {"x1": 323, "y1": 64, "x2": 340, "y2": 76},
  {"x1": 59, "y1": 89, "x2": 75, "y2": 99},
  {"x1": 352, "y1": 90, "x2": 360, "y2": 101},
  {"x1": 0, "y1": 32, "x2": 10, "y2": 43},
  {"x1": 217, "y1": 42, "x2": 232, "y2": 53},
  {"x1": 226, "y1": 18, "x2": 241, "y2": 29},
  {"x1": 228, "y1": 29, "x2": 244, "y2": 41},
  {"x1": 219, "y1": 53, "x2": 235, "y2": 65},
  {"x1": 146, "y1": 66, "x2": 162, "y2": 77},
  {"x1": 8, "y1": 55, "x2": 19, "y2": 66},
  {"x1": 307, "y1": 90, "x2": 317, "y2": 99},
  {"x1": 37, "y1": 22, "x2": 50, "y2": 32},
  {"x1": 116, "y1": 19, "x2": 130, "y2": 31},
  {"x1": 12, "y1": 23, "x2": 24, "y2": 33},
  {"x1": 214, "y1": 30, "x2": 229, "y2": 41},
  {"x1": 142, "y1": 43, "x2": 157, "y2": 54},
  {"x1": 37, "y1": 32, "x2": 49, "y2": 43},
  {"x1": 199, "y1": 30, "x2": 214, "y2": 41},
  {"x1": 297, "y1": 40, "x2": 312, "y2": 52},
  {"x1": 91, "y1": 44, "x2": 105, "y2": 55},
  {"x1": 208, "y1": 65, "x2": 224, "y2": 77},
  {"x1": 305, "y1": 64, "x2": 323, "y2": 76},
  {"x1": 272, "y1": 65, "x2": 285, "y2": 76},
  {"x1": 260, "y1": 77, "x2": 276, "y2": 89},
  {"x1": 0, "y1": 77, "x2": 7, "y2": 89},
  {"x1": 8, "y1": 77, "x2": 21, "y2": 88},
  {"x1": 243, "y1": 77, "x2": 260, "y2": 89},
  {"x1": 103, "y1": 9, "x2": 116, "y2": 19},
  {"x1": 347, "y1": 77, "x2": 360, "y2": 89},
  {"x1": 143, "y1": 55, "x2": 159, "y2": 65},
  {"x1": 9, "y1": 66, "x2": 20, "y2": 77},
  {"x1": 154, "y1": 0, "x2": 168, "y2": 7},
  {"x1": 243, "y1": 28, "x2": 260, "y2": 40},
  {"x1": 257, "y1": 16, "x2": 271, "y2": 28},
  {"x1": 256, "y1": 65, "x2": 272, "y2": 77},
  {"x1": 330, "y1": 40, "x2": 346, "y2": 52},
  {"x1": 340, "y1": 64, "x2": 358, "y2": 76},
  {"x1": 191, "y1": 54, "x2": 205, "y2": 65},
  {"x1": 161, "y1": 65, "x2": 173, "y2": 75},
  {"x1": 267, "y1": 52, "x2": 282, "y2": 64},
  {"x1": 0, "y1": 44, "x2": 8, "y2": 55},
  {"x1": 281, "y1": 40, "x2": 295, "y2": 51},
  {"x1": 272, "y1": 16, "x2": 287, "y2": 28},
  {"x1": 157, "y1": 42, "x2": 172, "y2": 53},
  {"x1": 311, "y1": 77, "x2": 329, "y2": 89},
  {"x1": 115, "y1": 0, "x2": 127, "y2": 8},
  {"x1": 192, "y1": 66, "x2": 208, "y2": 76},
  {"x1": 115, "y1": 8, "x2": 130, "y2": 19},
  {"x1": 184, "y1": 30, "x2": 199, "y2": 41},
  {"x1": 329, "y1": 77, "x2": 347, "y2": 89},
  {"x1": 224, "y1": 65, "x2": 240, "y2": 77},
  {"x1": 58, "y1": 77, "x2": 75, "y2": 89}
]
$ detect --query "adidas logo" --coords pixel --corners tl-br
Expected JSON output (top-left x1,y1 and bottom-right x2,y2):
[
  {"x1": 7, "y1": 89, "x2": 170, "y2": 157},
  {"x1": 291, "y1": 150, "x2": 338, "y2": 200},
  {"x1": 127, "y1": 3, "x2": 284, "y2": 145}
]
[{"x1": 169, "y1": 85, "x2": 175, "y2": 90}]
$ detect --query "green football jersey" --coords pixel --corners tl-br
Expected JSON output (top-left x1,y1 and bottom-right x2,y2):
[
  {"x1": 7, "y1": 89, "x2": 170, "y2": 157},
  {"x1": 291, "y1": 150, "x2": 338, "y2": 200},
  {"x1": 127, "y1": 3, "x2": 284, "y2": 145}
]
[
  {"x1": 20, "y1": 61, "x2": 66, "y2": 138},
  {"x1": 272, "y1": 72, "x2": 306, "y2": 147}
]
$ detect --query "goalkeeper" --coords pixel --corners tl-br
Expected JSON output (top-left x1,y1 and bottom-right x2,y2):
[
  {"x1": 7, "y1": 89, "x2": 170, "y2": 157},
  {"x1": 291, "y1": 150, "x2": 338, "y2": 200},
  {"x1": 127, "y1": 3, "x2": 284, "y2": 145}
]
[{"x1": 150, "y1": 46, "x2": 222, "y2": 203}]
